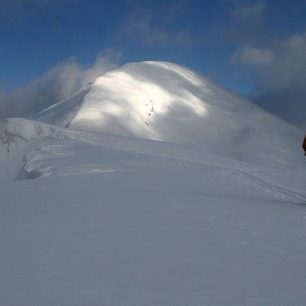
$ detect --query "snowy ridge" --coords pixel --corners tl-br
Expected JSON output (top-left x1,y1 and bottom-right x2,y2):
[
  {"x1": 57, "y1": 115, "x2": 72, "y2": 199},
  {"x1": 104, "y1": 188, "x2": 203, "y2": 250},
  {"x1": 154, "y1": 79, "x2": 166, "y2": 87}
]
[
  {"x1": 0, "y1": 118, "x2": 65, "y2": 151},
  {"x1": 1, "y1": 117, "x2": 305, "y2": 202},
  {"x1": 23, "y1": 136, "x2": 306, "y2": 203},
  {"x1": 0, "y1": 118, "x2": 69, "y2": 183},
  {"x1": 0, "y1": 117, "x2": 304, "y2": 204}
]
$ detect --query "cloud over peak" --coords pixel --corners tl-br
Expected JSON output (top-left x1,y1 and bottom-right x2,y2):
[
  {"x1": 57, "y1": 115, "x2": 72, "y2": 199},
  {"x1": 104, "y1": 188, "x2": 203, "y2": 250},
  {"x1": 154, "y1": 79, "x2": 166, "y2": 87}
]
[
  {"x1": 122, "y1": 2, "x2": 193, "y2": 47},
  {"x1": 229, "y1": 0, "x2": 267, "y2": 22},
  {"x1": 230, "y1": 46, "x2": 274, "y2": 67},
  {"x1": 0, "y1": 50, "x2": 120, "y2": 119},
  {"x1": 220, "y1": 0, "x2": 306, "y2": 128}
]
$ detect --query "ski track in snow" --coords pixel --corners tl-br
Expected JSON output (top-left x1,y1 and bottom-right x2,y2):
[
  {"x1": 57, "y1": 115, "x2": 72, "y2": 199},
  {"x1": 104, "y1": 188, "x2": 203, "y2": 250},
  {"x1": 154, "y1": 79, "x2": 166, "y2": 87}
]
[
  {"x1": 228, "y1": 169, "x2": 306, "y2": 204},
  {"x1": 67, "y1": 129, "x2": 306, "y2": 204}
]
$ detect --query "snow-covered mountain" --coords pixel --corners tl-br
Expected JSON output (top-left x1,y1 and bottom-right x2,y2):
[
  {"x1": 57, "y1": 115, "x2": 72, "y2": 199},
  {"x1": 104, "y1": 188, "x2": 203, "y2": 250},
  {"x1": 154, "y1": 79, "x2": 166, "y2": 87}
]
[
  {"x1": 32, "y1": 61, "x2": 302, "y2": 165},
  {"x1": 1, "y1": 61, "x2": 306, "y2": 306}
]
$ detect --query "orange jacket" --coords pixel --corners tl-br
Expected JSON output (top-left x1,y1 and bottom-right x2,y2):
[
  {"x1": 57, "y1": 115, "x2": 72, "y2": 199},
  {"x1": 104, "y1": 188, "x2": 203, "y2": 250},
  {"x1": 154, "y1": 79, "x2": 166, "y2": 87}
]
[{"x1": 303, "y1": 136, "x2": 306, "y2": 151}]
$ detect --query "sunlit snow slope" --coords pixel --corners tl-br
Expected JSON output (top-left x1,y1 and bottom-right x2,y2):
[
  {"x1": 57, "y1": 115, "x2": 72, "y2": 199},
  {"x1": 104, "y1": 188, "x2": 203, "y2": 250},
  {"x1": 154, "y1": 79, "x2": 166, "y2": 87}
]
[{"x1": 36, "y1": 61, "x2": 302, "y2": 165}]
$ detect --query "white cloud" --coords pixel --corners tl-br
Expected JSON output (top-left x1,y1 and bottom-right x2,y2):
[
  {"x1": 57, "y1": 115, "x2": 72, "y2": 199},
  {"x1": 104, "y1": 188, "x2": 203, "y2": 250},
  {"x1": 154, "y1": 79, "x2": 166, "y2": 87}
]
[
  {"x1": 230, "y1": 47, "x2": 274, "y2": 67},
  {"x1": 229, "y1": 0, "x2": 267, "y2": 23},
  {"x1": 256, "y1": 33, "x2": 306, "y2": 91},
  {"x1": 122, "y1": 2, "x2": 193, "y2": 47},
  {"x1": 229, "y1": 31, "x2": 306, "y2": 91},
  {"x1": 225, "y1": 1, "x2": 306, "y2": 91},
  {"x1": 220, "y1": 0, "x2": 268, "y2": 45},
  {"x1": 221, "y1": 1, "x2": 306, "y2": 127},
  {"x1": 0, "y1": 50, "x2": 121, "y2": 119},
  {"x1": 245, "y1": 32, "x2": 306, "y2": 128}
]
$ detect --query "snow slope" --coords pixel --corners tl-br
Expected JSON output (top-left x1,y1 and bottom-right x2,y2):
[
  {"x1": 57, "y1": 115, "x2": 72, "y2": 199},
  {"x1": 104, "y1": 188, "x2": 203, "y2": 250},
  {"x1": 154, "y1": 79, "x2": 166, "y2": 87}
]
[
  {"x1": 35, "y1": 61, "x2": 303, "y2": 165},
  {"x1": 1, "y1": 61, "x2": 306, "y2": 306},
  {"x1": 72, "y1": 62, "x2": 304, "y2": 163}
]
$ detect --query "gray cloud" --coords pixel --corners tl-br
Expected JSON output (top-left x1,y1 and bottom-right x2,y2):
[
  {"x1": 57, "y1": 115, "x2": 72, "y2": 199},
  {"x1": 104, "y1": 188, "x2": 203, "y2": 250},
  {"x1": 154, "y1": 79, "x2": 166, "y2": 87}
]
[
  {"x1": 229, "y1": 0, "x2": 266, "y2": 23},
  {"x1": 0, "y1": 50, "x2": 121, "y2": 119},
  {"x1": 224, "y1": 1, "x2": 306, "y2": 129},
  {"x1": 122, "y1": 1, "x2": 193, "y2": 47},
  {"x1": 220, "y1": 0, "x2": 268, "y2": 45},
  {"x1": 231, "y1": 32, "x2": 306, "y2": 92},
  {"x1": 230, "y1": 46, "x2": 274, "y2": 67},
  {"x1": 249, "y1": 33, "x2": 306, "y2": 129},
  {"x1": 257, "y1": 34, "x2": 306, "y2": 91}
]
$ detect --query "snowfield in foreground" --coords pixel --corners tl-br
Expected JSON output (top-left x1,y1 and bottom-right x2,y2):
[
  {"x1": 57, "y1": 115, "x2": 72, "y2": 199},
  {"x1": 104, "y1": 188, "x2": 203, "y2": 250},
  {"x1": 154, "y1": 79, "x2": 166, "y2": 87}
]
[{"x1": 1, "y1": 61, "x2": 306, "y2": 306}]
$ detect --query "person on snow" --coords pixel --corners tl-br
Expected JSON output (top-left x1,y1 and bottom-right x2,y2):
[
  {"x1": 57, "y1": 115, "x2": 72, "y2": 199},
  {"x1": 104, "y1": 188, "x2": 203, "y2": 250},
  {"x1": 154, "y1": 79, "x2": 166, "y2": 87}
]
[{"x1": 303, "y1": 135, "x2": 306, "y2": 156}]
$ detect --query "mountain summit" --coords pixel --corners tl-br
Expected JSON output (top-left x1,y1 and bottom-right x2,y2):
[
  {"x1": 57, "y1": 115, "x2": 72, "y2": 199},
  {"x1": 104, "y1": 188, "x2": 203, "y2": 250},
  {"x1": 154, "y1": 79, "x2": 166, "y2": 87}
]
[{"x1": 33, "y1": 61, "x2": 301, "y2": 164}]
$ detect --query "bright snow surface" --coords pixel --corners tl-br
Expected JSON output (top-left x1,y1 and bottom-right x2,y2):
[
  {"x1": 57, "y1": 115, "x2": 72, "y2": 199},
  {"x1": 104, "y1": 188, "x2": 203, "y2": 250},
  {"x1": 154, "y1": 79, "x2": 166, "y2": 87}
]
[{"x1": 1, "y1": 61, "x2": 306, "y2": 305}]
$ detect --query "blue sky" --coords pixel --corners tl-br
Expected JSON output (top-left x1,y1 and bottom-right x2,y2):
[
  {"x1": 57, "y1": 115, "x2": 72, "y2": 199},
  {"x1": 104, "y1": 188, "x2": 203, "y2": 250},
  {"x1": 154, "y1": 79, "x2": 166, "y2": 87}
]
[
  {"x1": 1, "y1": 0, "x2": 306, "y2": 125},
  {"x1": 0, "y1": 0, "x2": 229, "y2": 88}
]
